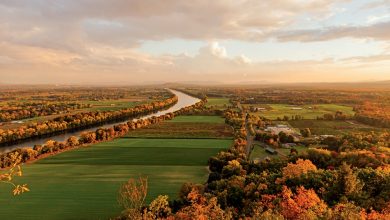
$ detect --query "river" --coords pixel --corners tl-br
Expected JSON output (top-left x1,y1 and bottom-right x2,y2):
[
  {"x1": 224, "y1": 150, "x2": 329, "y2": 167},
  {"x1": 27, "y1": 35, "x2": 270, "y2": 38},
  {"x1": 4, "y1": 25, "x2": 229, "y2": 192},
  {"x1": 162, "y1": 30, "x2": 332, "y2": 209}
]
[{"x1": 0, "y1": 89, "x2": 200, "y2": 154}]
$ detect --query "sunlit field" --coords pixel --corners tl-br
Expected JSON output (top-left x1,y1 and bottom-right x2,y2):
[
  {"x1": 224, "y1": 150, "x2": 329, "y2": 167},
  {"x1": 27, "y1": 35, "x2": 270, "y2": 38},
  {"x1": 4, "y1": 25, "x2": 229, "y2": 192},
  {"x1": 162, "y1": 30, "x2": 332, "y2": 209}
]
[{"x1": 0, "y1": 116, "x2": 232, "y2": 220}]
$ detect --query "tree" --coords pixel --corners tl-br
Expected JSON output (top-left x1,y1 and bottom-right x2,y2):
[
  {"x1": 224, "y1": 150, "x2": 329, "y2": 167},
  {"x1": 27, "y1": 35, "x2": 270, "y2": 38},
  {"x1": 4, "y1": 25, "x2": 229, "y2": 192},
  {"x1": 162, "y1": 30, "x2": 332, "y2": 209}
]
[
  {"x1": 280, "y1": 186, "x2": 328, "y2": 219},
  {"x1": 143, "y1": 195, "x2": 172, "y2": 219},
  {"x1": 118, "y1": 177, "x2": 148, "y2": 219},
  {"x1": 338, "y1": 162, "x2": 363, "y2": 198},
  {"x1": 66, "y1": 136, "x2": 79, "y2": 147},
  {"x1": 278, "y1": 159, "x2": 317, "y2": 183},
  {"x1": 1, "y1": 164, "x2": 29, "y2": 196},
  {"x1": 301, "y1": 128, "x2": 311, "y2": 137}
]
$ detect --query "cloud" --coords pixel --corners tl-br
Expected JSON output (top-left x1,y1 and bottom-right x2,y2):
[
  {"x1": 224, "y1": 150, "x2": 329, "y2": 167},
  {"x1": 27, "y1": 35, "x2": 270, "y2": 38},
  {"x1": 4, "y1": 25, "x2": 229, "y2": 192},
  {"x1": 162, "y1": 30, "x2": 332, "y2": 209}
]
[
  {"x1": 0, "y1": 1, "x2": 389, "y2": 84},
  {"x1": 0, "y1": 0, "x2": 350, "y2": 52},
  {"x1": 275, "y1": 21, "x2": 390, "y2": 42}
]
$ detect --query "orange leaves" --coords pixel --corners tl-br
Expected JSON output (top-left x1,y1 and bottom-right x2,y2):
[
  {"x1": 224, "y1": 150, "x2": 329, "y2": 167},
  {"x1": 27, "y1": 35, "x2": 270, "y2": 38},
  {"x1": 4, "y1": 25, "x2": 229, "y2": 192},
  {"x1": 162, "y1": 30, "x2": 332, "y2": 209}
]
[
  {"x1": 277, "y1": 159, "x2": 317, "y2": 183},
  {"x1": 280, "y1": 186, "x2": 327, "y2": 219},
  {"x1": 12, "y1": 184, "x2": 30, "y2": 195},
  {"x1": 118, "y1": 176, "x2": 148, "y2": 211},
  {"x1": 175, "y1": 188, "x2": 229, "y2": 220},
  {"x1": 1, "y1": 163, "x2": 29, "y2": 196}
]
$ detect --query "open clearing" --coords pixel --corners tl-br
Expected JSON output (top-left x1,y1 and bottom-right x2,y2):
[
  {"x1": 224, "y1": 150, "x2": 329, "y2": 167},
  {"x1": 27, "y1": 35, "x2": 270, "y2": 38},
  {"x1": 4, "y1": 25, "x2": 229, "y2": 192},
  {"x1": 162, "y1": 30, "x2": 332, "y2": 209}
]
[
  {"x1": 250, "y1": 144, "x2": 308, "y2": 161},
  {"x1": 205, "y1": 98, "x2": 231, "y2": 109},
  {"x1": 84, "y1": 98, "x2": 148, "y2": 111},
  {"x1": 0, "y1": 115, "x2": 232, "y2": 220},
  {"x1": 125, "y1": 122, "x2": 233, "y2": 139},
  {"x1": 125, "y1": 116, "x2": 232, "y2": 139},
  {"x1": 246, "y1": 104, "x2": 355, "y2": 120},
  {"x1": 169, "y1": 115, "x2": 226, "y2": 123}
]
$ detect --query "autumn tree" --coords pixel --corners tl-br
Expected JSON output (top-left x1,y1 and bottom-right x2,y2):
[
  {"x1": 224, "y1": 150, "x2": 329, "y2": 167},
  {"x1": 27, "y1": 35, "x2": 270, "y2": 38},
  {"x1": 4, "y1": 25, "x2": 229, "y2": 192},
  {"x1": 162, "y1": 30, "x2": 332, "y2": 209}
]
[
  {"x1": 118, "y1": 177, "x2": 148, "y2": 219},
  {"x1": 280, "y1": 186, "x2": 327, "y2": 219}
]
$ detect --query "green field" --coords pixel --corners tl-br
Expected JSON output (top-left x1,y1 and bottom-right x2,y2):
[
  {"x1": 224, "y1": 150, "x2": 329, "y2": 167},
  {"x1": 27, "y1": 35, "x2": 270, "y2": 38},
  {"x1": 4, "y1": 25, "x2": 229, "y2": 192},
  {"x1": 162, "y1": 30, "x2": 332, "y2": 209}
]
[
  {"x1": 169, "y1": 115, "x2": 225, "y2": 123},
  {"x1": 0, "y1": 115, "x2": 232, "y2": 219},
  {"x1": 247, "y1": 104, "x2": 355, "y2": 120},
  {"x1": 125, "y1": 122, "x2": 232, "y2": 139},
  {"x1": 85, "y1": 99, "x2": 146, "y2": 111},
  {"x1": 205, "y1": 98, "x2": 231, "y2": 109}
]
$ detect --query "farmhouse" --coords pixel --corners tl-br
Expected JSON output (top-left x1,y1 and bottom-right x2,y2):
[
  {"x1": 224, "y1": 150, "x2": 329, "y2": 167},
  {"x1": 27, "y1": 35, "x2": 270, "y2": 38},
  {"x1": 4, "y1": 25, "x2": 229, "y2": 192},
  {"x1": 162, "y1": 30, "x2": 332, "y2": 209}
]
[
  {"x1": 265, "y1": 124, "x2": 294, "y2": 135},
  {"x1": 11, "y1": 120, "x2": 24, "y2": 124},
  {"x1": 265, "y1": 147, "x2": 278, "y2": 155}
]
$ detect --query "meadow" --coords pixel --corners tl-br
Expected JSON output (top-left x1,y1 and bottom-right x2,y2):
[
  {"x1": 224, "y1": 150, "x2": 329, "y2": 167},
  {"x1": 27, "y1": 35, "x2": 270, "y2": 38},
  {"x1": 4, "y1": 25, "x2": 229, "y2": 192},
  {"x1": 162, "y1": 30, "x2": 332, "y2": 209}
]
[
  {"x1": 0, "y1": 115, "x2": 232, "y2": 219},
  {"x1": 250, "y1": 144, "x2": 308, "y2": 161},
  {"x1": 246, "y1": 104, "x2": 355, "y2": 120},
  {"x1": 84, "y1": 98, "x2": 147, "y2": 111},
  {"x1": 125, "y1": 115, "x2": 232, "y2": 139},
  {"x1": 205, "y1": 98, "x2": 231, "y2": 109}
]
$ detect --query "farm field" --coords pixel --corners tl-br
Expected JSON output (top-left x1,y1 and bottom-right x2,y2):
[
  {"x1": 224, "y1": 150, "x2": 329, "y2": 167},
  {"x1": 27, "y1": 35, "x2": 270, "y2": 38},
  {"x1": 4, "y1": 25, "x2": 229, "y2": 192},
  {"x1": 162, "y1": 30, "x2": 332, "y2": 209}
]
[
  {"x1": 169, "y1": 115, "x2": 226, "y2": 123},
  {"x1": 125, "y1": 122, "x2": 232, "y2": 139},
  {"x1": 0, "y1": 115, "x2": 232, "y2": 220},
  {"x1": 246, "y1": 104, "x2": 355, "y2": 120},
  {"x1": 84, "y1": 98, "x2": 148, "y2": 111},
  {"x1": 205, "y1": 98, "x2": 231, "y2": 109},
  {"x1": 287, "y1": 120, "x2": 385, "y2": 135}
]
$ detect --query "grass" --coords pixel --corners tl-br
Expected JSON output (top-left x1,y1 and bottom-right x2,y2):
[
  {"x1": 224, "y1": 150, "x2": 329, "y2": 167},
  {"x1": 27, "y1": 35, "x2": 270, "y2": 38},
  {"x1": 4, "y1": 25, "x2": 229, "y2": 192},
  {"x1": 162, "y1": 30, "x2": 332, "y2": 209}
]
[
  {"x1": 250, "y1": 144, "x2": 308, "y2": 160},
  {"x1": 125, "y1": 122, "x2": 233, "y2": 139},
  {"x1": 0, "y1": 138, "x2": 231, "y2": 220},
  {"x1": 0, "y1": 115, "x2": 232, "y2": 220},
  {"x1": 169, "y1": 115, "x2": 225, "y2": 123},
  {"x1": 246, "y1": 104, "x2": 355, "y2": 120},
  {"x1": 205, "y1": 98, "x2": 231, "y2": 109},
  {"x1": 84, "y1": 99, "x2": 146, "y2": 111}
]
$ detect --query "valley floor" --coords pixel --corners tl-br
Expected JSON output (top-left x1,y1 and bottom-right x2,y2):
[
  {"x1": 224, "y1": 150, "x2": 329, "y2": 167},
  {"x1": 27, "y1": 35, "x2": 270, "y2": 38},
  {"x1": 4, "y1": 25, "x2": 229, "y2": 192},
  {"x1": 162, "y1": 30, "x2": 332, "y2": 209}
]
[{"x1": 0, "y1": 116, "x2": 232, "y2": 220}]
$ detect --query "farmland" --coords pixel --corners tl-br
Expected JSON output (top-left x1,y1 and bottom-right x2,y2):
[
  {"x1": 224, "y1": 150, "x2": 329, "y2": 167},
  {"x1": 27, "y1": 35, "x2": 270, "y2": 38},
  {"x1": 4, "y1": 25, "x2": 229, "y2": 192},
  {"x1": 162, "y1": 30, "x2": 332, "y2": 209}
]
[
  {"x1": 287, "y1": 120, "x2": 386, "y2": 135},
  {"x1": 205, "y1": 98, "x2": 231, "y2": 109},
  {"x1": 0, "y1": 115, "x2": 232, "y2": 220},
  {"x1": 245, "y1": 103, "x2": 355, "y2": 120}
]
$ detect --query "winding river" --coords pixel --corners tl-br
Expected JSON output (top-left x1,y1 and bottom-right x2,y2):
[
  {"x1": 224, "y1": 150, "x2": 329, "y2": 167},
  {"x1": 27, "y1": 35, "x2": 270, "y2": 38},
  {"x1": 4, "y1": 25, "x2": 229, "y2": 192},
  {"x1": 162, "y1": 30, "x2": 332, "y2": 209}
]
[{"x1": 0, "y1": 89, "x2": 200, "y2": 154}]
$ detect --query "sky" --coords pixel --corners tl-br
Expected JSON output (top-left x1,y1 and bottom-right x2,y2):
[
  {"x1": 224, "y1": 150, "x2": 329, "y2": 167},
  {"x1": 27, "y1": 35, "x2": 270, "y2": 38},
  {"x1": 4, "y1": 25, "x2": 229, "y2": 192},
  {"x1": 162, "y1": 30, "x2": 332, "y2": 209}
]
[{"x1": 0, "y1": 0, "x2": 389, "y2": 84}]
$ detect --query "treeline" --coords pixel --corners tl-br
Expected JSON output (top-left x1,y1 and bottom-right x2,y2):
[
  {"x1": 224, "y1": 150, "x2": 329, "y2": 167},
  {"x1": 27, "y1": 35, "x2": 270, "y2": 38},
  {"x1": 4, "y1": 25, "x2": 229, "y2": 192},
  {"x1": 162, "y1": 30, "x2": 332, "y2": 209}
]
[
  {"x1": 0, "y1": 95, "x2": 178, "y2": 146},
  {"x1": 0, "y1": 99, "x2": 206, "y2": 169},
  {"x1": 0, "y1": 86, "x2": 168, "y2": 102},
  {"x1": 0, "y1": 102, "x2": 90, "y2": 122},
  {"x1": 172, "y1": 88, "x2": 208, "y2": 101},
  {"x1": 117, "y1": 110, "x2": 390, "y2": 219},
  {"x1": 354, "y1": 102, "x2": 390, "y2": 128},
  {"x1": 236, "y1": 89, "x2": 390, "y2": 105}
]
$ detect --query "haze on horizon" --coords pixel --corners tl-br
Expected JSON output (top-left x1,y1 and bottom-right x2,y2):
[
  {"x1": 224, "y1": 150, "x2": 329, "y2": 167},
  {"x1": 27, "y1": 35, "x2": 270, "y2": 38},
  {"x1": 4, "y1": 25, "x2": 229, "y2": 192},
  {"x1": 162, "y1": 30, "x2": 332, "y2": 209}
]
[{"x1": 0, "y1": 0, "x2": 389, "y2": 85}]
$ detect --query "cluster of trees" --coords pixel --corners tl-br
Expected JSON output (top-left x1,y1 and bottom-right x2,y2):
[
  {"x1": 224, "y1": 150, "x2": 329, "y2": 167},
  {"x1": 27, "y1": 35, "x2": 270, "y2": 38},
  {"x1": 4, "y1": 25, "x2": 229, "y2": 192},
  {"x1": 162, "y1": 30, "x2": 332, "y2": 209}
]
[
  {"x1": 0, "y1": 98, "x2": 206, "y2": 169},
  {"x1": 320, "y1": 132, "x2": 390, "y2": 151},
  {"x1": 0, "y1": 102, "x2": 90, "y2": 122},
  {"x1": 117, "y1": 109, "x2": 390, "y2": 219},
  {"x1": 316, "y1": 111, "x2": 350, "y2": 121},
  {"x1": 0, "y1": 95, "x2": 178, "y2": 146},
  {"x1": 354, "y1": 102, "x2": 390, "y2": 128}
]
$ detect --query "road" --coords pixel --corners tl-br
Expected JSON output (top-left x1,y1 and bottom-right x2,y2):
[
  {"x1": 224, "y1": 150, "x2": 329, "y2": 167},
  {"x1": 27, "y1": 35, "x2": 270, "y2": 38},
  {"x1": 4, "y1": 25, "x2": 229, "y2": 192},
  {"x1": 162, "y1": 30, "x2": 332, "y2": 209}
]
[{"x1": 238, "y1": 102, "x2": 254, "y2": 157}]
